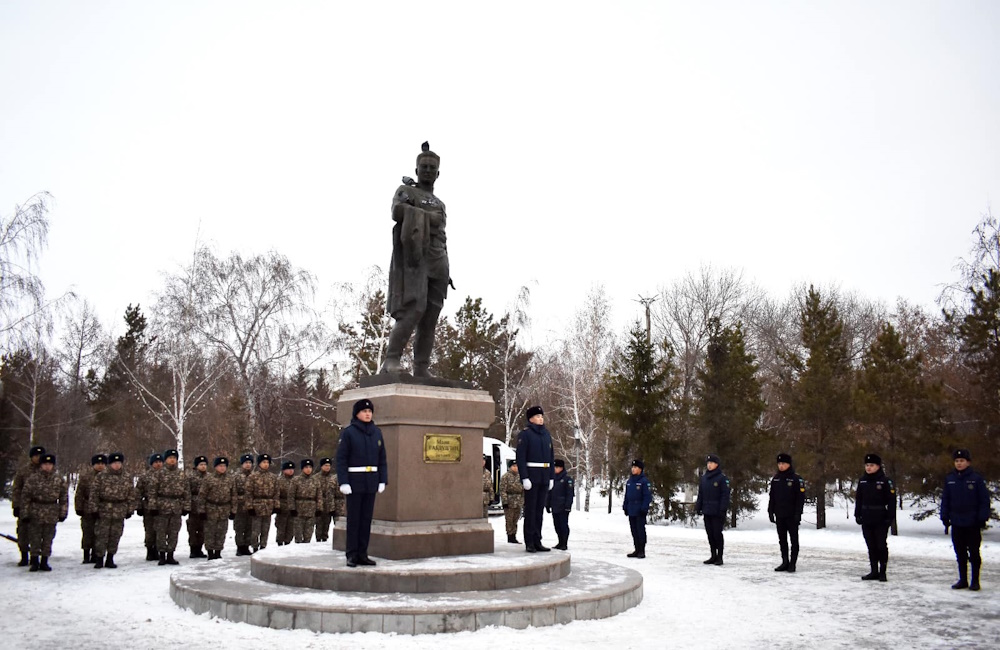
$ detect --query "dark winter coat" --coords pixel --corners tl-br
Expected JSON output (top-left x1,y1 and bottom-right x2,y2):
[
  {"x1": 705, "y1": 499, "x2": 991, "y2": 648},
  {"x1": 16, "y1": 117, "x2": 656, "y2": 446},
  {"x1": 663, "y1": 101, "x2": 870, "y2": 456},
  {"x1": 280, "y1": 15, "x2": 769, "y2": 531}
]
[
  {"x1": 768, "y1": 467, "x2": 806, "y2": 519},
  {"x1": 854, "y1": 468, "x2": 896, "y2": 526},
  {"x1": 515, "y1": 423, "x2": 555, "y2": 485},
  {"x1": 547, "y1": 471, "x2": 575, "y2": 512},
  {"x1": 941, "y1": 467, "x2": 990, "y2": 528},
  {"x1": 623, "y1": 471, "x2": 652, "y2": 517},
  {"x1": 696, "y1": 467, "x2": 731, "y2": 517},
  {"x1": 336, "y1": 418, "x2": 388, "y2": 494}
]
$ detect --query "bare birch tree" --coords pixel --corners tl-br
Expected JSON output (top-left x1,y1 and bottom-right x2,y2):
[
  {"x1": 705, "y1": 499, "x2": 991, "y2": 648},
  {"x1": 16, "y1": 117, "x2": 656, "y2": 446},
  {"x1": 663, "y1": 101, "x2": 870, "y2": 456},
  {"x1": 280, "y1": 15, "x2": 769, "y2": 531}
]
[{"x1": 1, "y1": 192, "x2": 52, "y2": 351}]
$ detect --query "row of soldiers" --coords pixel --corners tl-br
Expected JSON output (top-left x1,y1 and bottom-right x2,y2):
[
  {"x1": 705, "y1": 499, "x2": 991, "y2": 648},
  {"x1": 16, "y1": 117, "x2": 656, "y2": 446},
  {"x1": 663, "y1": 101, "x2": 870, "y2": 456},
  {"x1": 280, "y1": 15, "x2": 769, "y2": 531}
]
[{"x1": 10, "y1": 446, "x2": 347, "y2": 571}]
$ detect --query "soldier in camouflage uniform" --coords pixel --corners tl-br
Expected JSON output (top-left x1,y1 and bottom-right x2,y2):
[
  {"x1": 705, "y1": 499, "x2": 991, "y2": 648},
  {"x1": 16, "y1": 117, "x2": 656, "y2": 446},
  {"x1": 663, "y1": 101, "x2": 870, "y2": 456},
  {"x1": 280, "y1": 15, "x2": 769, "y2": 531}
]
[
  {"x1": 21, "y1": 453, "x2": 68, "y2": 572},
  {"x1": 136, "y1": 453, "x2": 163, "y2": 561},
  {"x1": 88, "y1": 452, "x2": 136, "y2": 569},
  {"x1": 151, "y1": 449, "x2": 190, "y2": 565},
  {"x1": 75, "y1": 454, "x2": 106, "y2": 564},
  {"x1": 186, "y1": 455, "x2": 209, "y2": 558},
  {"x1": 275, "y1": 461, "x2": 297, "y2": 545},
  {"x1": 11, "y1": 445, "x2": 45, "y2": 566},
  {"x1": 315, "y1": 458, "x2": 336, "y2": 542},
  {"x1": 198, "y1": 457, "x2": 237, "y2": 560},
  {"x1": 232, "y1": 453, "x2": 254, "y2": 556},
  {"x1": 293, "y1": 458, "x2": 324, "y2": 543},
  {"x1": 483, "y1": 455, "x2": 495, "y2": 518},
  {"x1": 244, "y1": 454, "x2": 279, "y2": 552},
  {"x1": 500, "y1": 461, "x2": 524, "y2": 544}
]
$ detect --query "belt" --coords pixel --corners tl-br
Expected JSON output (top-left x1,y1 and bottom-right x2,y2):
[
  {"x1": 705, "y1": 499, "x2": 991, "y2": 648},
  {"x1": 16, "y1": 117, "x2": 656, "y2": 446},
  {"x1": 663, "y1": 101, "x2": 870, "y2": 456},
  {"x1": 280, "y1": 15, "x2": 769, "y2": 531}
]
[
  {"x1": 526, "y1": 463, "x2": 550, "y2": 468},
  {"x1": 348, "y1": 466, "x2": 378, "y2": 472}
]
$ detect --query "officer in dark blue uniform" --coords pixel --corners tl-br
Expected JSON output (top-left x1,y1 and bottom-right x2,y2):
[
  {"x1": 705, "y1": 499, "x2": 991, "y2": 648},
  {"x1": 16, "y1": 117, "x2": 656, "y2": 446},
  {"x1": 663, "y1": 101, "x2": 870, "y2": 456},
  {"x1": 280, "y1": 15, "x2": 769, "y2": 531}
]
[
  {"x1": 768, "y1": 452, "x2": 806, "y2": 572},
  {"x1": 516, "y1": 405, "x2": 554, "y2": 553},
  {"x1": 941, "y1": 449, "x2": 990, "y2": 591},
  {"x1": 623, "y1": 459, "x2": 652, "y2": 558},
  {"x1": 547, "y1": 459, "x2": 574, "y2": 550},
  {"x1": 854, "y1": 453, "x2": 895, "y2": 581},
  {"x1": 336, "y1": 398, "x2": 387, "y2": 567},
  {"x1": 696, "y1": 454, "x2": 731, "y2": 566}
]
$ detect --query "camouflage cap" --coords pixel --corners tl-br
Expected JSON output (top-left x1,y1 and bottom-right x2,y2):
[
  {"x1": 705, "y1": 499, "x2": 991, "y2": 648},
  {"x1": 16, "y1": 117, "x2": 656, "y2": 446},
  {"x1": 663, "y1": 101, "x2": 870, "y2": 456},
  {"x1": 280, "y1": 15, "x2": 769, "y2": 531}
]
[{"x1": 91, "y1": 454, "x2": 108, "y2": 466}]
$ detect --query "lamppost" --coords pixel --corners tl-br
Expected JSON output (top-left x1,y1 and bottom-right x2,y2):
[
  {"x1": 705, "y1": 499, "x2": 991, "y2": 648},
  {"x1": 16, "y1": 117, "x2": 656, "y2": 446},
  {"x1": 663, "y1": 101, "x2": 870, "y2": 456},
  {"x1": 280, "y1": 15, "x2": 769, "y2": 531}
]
[{"x1": 573, "y1": 427, "x2": 582, "y2": 511}]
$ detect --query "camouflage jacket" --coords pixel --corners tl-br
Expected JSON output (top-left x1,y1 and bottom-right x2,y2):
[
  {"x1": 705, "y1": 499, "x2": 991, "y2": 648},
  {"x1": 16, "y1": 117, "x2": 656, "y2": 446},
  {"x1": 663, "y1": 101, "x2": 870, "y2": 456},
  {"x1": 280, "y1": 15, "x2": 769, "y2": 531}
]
[
  {"x1": 244, "y1": 468, "x2": 279, "y2": 514},
  {"x1": 22, "y1": 470, "x2": 69, "y2": 524},
  {"x1": 483, "y1": 469, "x2": 494, "y2": 506},
  {"x1": 198, "y1": 472, "x2": 237, "y2": 519},
  {"x1": 75, "y1": 467, "x2": 102, "y2": 515},
  {"x1": 188, "y1": 469, "x2": 210, "y2": 513},
  {"x1": 11, "y1": 461, "x2": 41, "y2": 511},
  {"x1": 150, "y1": 465, "x2": 190, "y2": 514},
  {"x1": 318, "y1": 470, "x2": 345, "y2": 516},
  {"x1": 500, "y1": 470, "x2": 524, "y2": 509},
  {"x1": 136, "y1": 468, "x2": 156, "y2": 512},
  {"x1": 277, "y1": 474, "x2": 296, "y2": 512},
  {"x1": 232, "y1": 468, "x2": 253, "y2": 512},
  {"x1": 88, "y1": 466, "x2": 137, "y2": 519},
  {"x1": 292, "y1": 473, "x2": 324, "y2": 514}
]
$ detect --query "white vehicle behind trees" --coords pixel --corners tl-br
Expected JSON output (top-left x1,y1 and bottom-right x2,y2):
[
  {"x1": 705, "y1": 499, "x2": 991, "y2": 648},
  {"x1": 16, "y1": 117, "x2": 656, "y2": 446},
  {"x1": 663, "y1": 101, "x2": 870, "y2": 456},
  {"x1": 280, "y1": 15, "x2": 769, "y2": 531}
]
[{"x1": 483, "y1": 437, "x2": 516, "y2": 513}]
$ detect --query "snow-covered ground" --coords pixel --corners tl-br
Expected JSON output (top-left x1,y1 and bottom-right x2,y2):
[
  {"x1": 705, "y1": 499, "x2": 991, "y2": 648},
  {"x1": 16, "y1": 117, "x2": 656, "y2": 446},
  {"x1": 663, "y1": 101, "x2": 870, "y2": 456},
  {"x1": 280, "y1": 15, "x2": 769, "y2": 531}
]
[{"x1": 1, "y1": 494, "x2": 997, "y2": 650}]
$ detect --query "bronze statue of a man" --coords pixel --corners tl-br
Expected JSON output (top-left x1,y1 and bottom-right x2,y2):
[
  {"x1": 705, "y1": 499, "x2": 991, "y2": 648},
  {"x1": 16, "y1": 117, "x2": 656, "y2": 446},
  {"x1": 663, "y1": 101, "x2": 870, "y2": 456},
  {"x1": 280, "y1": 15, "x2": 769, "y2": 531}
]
[{"x1": 381, "y1": 142, "x2": 450, "y2": 376}]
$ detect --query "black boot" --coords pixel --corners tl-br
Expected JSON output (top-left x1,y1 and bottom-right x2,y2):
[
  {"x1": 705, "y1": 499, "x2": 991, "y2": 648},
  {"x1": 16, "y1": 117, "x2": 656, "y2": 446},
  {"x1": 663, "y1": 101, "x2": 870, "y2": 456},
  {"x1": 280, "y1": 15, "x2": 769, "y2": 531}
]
[
  {"x1": 788, "y1": 549, "x2": 798, "y2": 573},
  {"x1": 94, "y1": 554, "x2": 105, "y2": 569},
  {"x1": 535, "y1": 542, "x2": 551, "y2": 552},
  {"x1": 166, "y1": 551, "x2": 179, "y2": 565},
  {"x1": 145, "y1": 545, "x2": 157, "y2": 561},
  {"x1": 775, "y1": 553, "x2": 790, "y2": 572},
  {"x1": 635, "y1": 545, "x2": 645, "y2": 559},
  {"x1": 878, "y1": 560, "x2": 887, "y2": 582},
  {"x1": 105, "y1": 554, "x2": 117, "y2": 569},
  {"x1": 158, "y1": 551, "x2": 167, "y2": 566},
  {"x1": 346, "y1": 554, "x2": 358, "y2": 568},
  {"x1": 19, "y1": 550, "x2": 29, "y2": 567},
  {"x1": 862, "y1": 560, "x2": 879, "y2": 580},
  {"x1": 952, "y1": 561, "x2": 969, "y2": 589},
  {"x1": 358, "y1": 555, "x2": 377, "y2": 566},
  {"x1": 82, "y1": 549, "x2": 92, "y2": 564},
  {"x1": 29, "y1": 555, "x2": 39, "y2": 572},
  {"x1": 970, "y1": 562, "x2": 981, "y2": 591},
  {"x1": 39, "y1": 556, "x2": 51, "y2": 571},
  {"x1": 712, "y1": 549, "x2": 724, "y2": 566},
  {"x1": 703, "y1": 550, "x2": 717, "y2": 564},
  {"x1": 507, "y1": 535, "x2": 518, "y2": 544}
]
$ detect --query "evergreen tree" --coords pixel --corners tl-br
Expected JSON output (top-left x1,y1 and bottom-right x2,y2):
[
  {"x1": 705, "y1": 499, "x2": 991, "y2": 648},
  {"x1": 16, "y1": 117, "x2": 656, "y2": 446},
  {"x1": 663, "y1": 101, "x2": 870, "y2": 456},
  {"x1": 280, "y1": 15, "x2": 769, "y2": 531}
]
[
  {"x1": 695, "y1": 319, "x2": 768, "y2": 527},
  {"x1": 779, "y1": 286, "x2": 853, "y2": 529},
  {"x1": 600, "y1": 322, "x2": 681, "y2": 517}
]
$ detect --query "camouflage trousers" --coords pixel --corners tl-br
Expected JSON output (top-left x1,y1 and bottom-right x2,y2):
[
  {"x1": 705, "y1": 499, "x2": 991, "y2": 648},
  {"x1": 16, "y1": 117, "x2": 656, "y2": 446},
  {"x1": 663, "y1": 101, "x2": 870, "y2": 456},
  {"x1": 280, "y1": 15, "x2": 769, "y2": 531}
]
[
  {"x1": 234, "y1": 511, "x2": 251, "y2": 546},
  {"x1": 275, "y1": 512, "x2": 295, "y2": 544},
  {"x1": 250, "y1": 514, "x2": 272, "y2": 550},
  {"x1": 315, "y1": 512, "x2": 332, "y2": 541},
  {"x1": 205, "y1": 516, "x2": 229, "y2": 551},
  {"x1": 155, "y1": 513, "x2": 183, "y2": 552},
  {"x1": 80, "y1": 513, "x2": 97, "y2": 550},
  {"x1": 186, "y1": 514, "x2": 205, "y2": 549},
  {"x1": 16, "y1": 516, "x2": 30, "y2": 553},
  {"x1": 505, "y1": 505, "x2": 522, "y2": 537},
  {"x1": 143, "y1": 513, "x2": 156, "y2": 548},
  {"x1": 294, "y1": 514, "x2": 316, "y2": 543},
  {"x1": 28, "y1": 521, "x2": 57, "y2": 557},
  {"x1": 93, "y1": 516, "x2": 125, "y2": 556}
]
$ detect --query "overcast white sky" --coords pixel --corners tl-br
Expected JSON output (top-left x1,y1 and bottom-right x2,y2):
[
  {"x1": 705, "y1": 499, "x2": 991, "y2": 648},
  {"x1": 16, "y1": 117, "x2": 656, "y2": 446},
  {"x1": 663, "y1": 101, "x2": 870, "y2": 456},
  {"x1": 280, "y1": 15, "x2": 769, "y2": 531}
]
[{"x1": 2, "y1": 1, "x2": 998, "y2": 345}]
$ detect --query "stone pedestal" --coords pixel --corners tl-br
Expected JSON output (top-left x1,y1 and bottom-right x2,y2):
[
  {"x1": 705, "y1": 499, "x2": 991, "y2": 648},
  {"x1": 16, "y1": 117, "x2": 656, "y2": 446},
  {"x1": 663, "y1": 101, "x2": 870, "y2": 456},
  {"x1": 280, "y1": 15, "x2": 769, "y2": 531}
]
[{"x1": 334, "y1": 383, "x2": 496, "y2": 559}]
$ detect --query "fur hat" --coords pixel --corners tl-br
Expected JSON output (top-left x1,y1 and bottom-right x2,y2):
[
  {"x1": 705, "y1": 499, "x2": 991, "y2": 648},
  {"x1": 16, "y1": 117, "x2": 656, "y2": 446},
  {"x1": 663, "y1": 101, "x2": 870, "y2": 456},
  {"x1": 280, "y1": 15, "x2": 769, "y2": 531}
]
[
  {"x1": 214, "y1": 457, "x2": 229, "y2": 467},
  {"x1": 864, "y1": 453, "x2": 882, "y2": 466},
  {"x1": 776, "y1": 453, "x2": 792, "y2": 464},
  {"x1": 554, "y1": 458, "x2": 565, "y2": 468},
  {"x1": 149, "y1": 453, "x2": 163, "y2": 466},
  {"x1": 353, "y1": 398, "x2": 374, "y2": 418},
  {"x1": 631, "y1": 459, "x2": 644, "y2": 471},
  {"x1": 107, "y1": 452, "x2": 124, "y2": 464},
  {"x1": 281, "y1": 460, "x2": 295, "y2": 471},
  {"x1": 193, "y1": 455, "x2": 208, "y2": 467},
  {"x1": 257, "y1": 453, "x2": 272, "y2": 465},
  {"x1": 41, "y1": 453, "x2": 56, "y2": 465},
  {"x1": 319, "y1": 457, "x2": 332, "y2": 466},
  {"x1": 29, "y1": 446, "x2": 45, "y2": 457},
  {"x1": 301, "y1": 458, "x2": 314, "y2": 469},
  {"x1": 953, "y1": 449, "x2": 972, "y2": 461},
  {"x1": 526, "y1": 405, "x2": 544, "y2": 420},
  {"x1": 91, "y1": 454, "x2": 108, "y2": 466},
  {"x1": 163, "y1": 449, "x2": 179, "y2": 459},
  {"x1": 706, "y1": 454, "x2": 721, "y2": 465},
  {"x1": 240, "y1": 453, "x2": 254, "y2": 465}
]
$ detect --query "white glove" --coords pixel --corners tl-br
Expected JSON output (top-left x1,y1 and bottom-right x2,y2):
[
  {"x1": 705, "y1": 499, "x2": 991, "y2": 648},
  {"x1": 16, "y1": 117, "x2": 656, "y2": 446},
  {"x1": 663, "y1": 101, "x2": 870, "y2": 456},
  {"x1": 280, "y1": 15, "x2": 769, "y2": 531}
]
[
  {"x1": 378, "y1": 483, "x2": 386, "y2": 493},
  {"x1": 340, "y1": 484, "x2": 352, "y2": 495},
  {"x1": 522, "y1": 479, "x2": 532, "y2": 490},
  {"x1": 549, "y1": 480, "x2": 554, "y2": 490}
]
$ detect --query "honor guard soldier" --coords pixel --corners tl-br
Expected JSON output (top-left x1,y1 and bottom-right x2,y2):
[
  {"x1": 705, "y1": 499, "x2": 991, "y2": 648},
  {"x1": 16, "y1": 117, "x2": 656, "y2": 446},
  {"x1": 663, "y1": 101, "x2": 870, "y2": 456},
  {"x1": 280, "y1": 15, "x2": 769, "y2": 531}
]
[
  {"x1": 336, "y1": 398, "x2": 388, "y2": 567},
  {"x1": 186, "y1": 455, "x2": 209, "y2": 558},
  {"x1": 137, "y1": 453, "x2": 163, "y2": 560},
  {"x1": 232, "y1": 453, "x2": 255, "y2": 555},
  {"x1": 500, "y1": 461, "x2": 524, "y2": 544},
  {"x1": 88, "y1": 452, "x2": 136, "y2": 569},
  {"x1": 516, "y1": 406, "x2": 554, "y2": 553},
  {"x1": 293, "y1": 459, "x2": 323, "y2": 543},
  {"x1": 199, "y1": 457, "x2": 237, "y2": 560},
  {"x1": 245, "y1": 454, "x2": 279, "y2": 553},
  {"x1": 547, "y1": 458, "x2": 574, "y2": 550},
  {"x1": 854, "y1": 453, "x2": 895, "y2": 581},
  {"x1": 624, "y1": 459, "x2": 652, "y2": 558},
  {"x1": 21, "y1": 453, "x2": 68, "y2": 572},
  {"x1": 151, "y1": 449, "x2": 190, "y2": 565},
  {"x1": 275, "y1": 460, "x2": 297, "y2": 545},
  {"x1": 75, "y1": 453, "x2": 106, "y2": 564},
  {"x1": 11, "y1": 445, "x2": 46, "y2": 566},
  {"x1": 696, "y1": 454, "x2": 731, "y2": 566},
  {"x1": 941, "y1": 449, "x2": 991, "y2": 591},
  {"x1": 768, "y1": 453, "x2": 806, "y2": 572}
]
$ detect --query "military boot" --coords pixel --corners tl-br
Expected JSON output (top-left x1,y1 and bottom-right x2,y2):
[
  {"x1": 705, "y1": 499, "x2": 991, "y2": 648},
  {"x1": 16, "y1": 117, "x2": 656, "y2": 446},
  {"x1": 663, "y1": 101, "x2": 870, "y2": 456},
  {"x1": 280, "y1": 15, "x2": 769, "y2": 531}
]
[
  {"x1": 862, "y1": 561, "x2": 879, "y2": 580},
  {"x1": 29, "y1": 555, "x2": 39, "y2": 572},
  {"x1": 878, "y1": 560, "x2": 887, "y2": 582},
  {"x1": 145, "y1": 545, "x2": 157, "y2": 561},
  {"x1": 82, "y1": 549, "x2": 92, "y2": 564},
  {"x1": 18, "y1": 550, "x2": 29, "y2": 567},
  {"x1": 970, "y1": 562, "x2": 981, "y2": 591},
  {"x1": 165, "y1": 551, "x2": 179, "y2": 565},
  {"x1": 104, "y1": 554, "x2": 117, "y2": 569},
  {"x1": 774, "y1": 553, "x2": 790, "y2": 572},
  {"x1": 93, "y1": 554, "x2": 105, "y2": 569},
  {"x1": 158, "y1": 551, "x2": 167, "y2": 566},
  {"x1": 39, "y1": 556, "x2": 51, "y2": 571},
  {"x1": 712, "y1": 549, "x2": 724, "y2": 566},
  {"x1": 703, "y1": 550, "x2": 717, "y2": 564},
  {"x1": 788, "y1": 549, "x2": 798, "y2": 573},
  {"x1": 635, "y1": 545, "x2": 646, "y2": 559},
  {"x1": 507, "y1": 535, "x2": 518, "y2": 544},
  {"x1": 952, "y1": 561, "x2": 969, "y2": 589}
]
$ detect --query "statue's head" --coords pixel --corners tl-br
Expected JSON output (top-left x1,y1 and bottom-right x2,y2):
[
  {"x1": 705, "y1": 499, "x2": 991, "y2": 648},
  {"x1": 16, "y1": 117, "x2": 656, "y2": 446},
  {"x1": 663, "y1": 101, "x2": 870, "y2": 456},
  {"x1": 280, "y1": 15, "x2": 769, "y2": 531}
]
[{"x1": 415, "y1": 141, "x2": 440, "y2": 185}]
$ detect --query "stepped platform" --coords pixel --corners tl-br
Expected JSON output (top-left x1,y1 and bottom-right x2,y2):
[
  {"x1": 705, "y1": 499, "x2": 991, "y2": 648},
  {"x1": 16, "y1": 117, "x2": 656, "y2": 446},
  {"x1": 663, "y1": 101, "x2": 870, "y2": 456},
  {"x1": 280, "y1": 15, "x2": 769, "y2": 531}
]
[{"x1": 169, "y1": 545, "x2": 643, "y2": 634}]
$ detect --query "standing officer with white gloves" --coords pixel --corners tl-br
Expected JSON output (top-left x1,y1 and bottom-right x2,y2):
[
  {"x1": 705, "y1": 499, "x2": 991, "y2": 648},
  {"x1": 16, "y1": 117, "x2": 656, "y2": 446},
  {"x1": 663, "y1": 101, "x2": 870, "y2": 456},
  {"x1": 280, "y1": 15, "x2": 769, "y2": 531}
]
[
  {"x1": 336, "y1": 398, "x2": 388, "y2": 567},
  {"x1": 516, "y1": 405, "x2": 554, "y2": 553}
]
